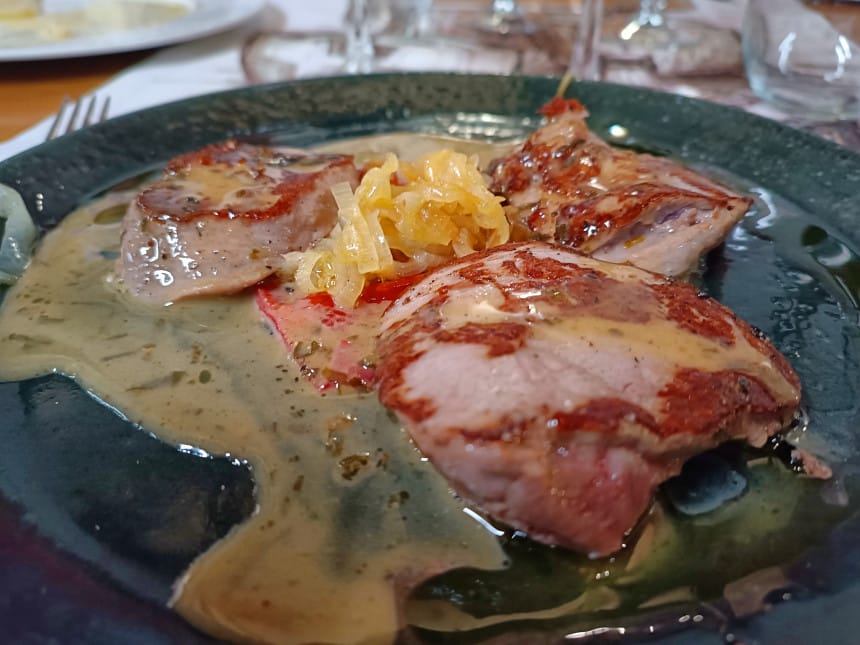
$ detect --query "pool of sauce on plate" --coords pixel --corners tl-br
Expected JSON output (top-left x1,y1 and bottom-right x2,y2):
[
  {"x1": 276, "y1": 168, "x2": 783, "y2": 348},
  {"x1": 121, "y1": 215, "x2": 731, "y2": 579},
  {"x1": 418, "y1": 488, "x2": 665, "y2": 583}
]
[
  {"x1": 0, "y1": 133, "x2": 857, "y2": 643},
  {"x1": 0, "y1": 134, "x2": 513, "y2": 645}
]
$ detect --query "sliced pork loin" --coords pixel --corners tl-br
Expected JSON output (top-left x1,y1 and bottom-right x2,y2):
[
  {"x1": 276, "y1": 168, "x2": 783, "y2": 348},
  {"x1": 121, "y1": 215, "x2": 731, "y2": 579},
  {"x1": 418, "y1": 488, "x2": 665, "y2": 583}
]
[
  {"x1": 489, "y1": 98, "x2": 752, "y2": 277},
  {"x1": 376, "y1": 242, "x2": 800, "y2": 556},
  {"x1": 116, "y1": 141, "x2": 359, "y2": 304}
]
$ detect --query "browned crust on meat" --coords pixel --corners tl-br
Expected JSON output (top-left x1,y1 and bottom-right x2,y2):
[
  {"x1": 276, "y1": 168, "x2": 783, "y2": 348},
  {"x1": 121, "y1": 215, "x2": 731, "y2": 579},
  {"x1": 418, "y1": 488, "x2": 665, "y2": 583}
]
[
  {"x1": 449, "y1": 245, "x2": 658, "y2": 324},
  {"x1": 488, "y1": 100, "x2": 753, "y2": 265},
  {"x1": 435, "y1": 322, "x2": 529, "y2": 357},
  {"x1": 490, "y1": 138, "x2": 601, "y2": 201},
  {"x1": 137, "y1": 140, "x2": 354, "y2": 222},
  {"x1": 376, "y1": 317, "x2": 427, "y2": 420},
  {"x1": 656, "y1": 368, "x2": 781, "y2": 438},
  {"x1": 509, "y1": 247, "x2": 656, "y2": 324},
  {"x1": 649, "y1": 280, "x2": 736, "y2": 345},
  {"x1": 555, "y1": 184, "x2": 733, "y2": 249},
  {"x1": 550, "y1": 398, "x2": 660, "y2": 435}
]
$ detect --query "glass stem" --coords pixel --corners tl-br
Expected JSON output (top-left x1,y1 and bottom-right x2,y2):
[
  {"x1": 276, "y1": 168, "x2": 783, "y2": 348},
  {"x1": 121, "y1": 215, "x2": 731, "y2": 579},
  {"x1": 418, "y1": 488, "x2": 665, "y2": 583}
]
[
  {"x1": 490, "y1": 0, "x2": 522, "y2": 20},
  {"x1": 345, "y1": 0, "x2": 373, "y2": 74},
  {"x1": 570, "y1": 0, "x2": 604, "y2": 81},
  {"x1": 637, "y1": 0, "x2": 667, "y2": 28},
  {"x1": 413, "y1": 0, "x2": 433, "y2": 38}
]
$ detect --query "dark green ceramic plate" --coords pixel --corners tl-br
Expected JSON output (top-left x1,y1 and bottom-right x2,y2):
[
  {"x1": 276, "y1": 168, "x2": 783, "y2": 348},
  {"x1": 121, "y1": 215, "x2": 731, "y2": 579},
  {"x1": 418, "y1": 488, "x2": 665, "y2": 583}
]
[{"x1": 1, "y1": 74, "x2": 860, "y2": 644}]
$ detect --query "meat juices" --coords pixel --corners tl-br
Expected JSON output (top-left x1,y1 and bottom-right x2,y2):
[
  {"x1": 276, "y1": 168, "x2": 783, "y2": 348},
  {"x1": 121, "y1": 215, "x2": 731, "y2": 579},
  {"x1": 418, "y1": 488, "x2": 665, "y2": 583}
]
[
  {"x1": 376, "y1": 242, "x2": 800, "y2": 556},
  {"x1": 489, "y1": 98, "x2": 752, "y2": 277},
  {"x1": 116, "y1": 141, "x2": 359, "y2": 304}
]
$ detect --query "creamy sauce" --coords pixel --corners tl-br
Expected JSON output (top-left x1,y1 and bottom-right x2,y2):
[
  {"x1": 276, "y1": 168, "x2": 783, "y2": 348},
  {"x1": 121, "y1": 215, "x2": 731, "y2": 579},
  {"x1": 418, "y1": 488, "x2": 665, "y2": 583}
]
[
  {"x1": 179, "y1": 164, "x2": 282, "y2": 212},
  {"x1": 436, "y1": 288, "x2": 797, "y2": 406},
  {"x1": 0, "y1": 132, "x2": 846, "y2": 644},
  {"x1": 0, "y1": 1, "x2": 189, "y2": 48},
  {"x1": 0, "y1": 134, "x2": 511, "y2": 644}
]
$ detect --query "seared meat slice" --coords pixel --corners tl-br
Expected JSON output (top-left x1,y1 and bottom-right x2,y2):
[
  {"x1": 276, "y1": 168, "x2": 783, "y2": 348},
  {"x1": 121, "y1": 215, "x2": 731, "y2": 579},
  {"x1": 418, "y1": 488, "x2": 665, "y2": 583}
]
[
  {"x1": 116, "y1": 141, "x2": 359, "y2": 304},
  {"x1": 489, "y1": 98, "x2": 752, "y2": 276},
  {"x1": 376, "y1": 242, "x2": 800, "y2": 556}
]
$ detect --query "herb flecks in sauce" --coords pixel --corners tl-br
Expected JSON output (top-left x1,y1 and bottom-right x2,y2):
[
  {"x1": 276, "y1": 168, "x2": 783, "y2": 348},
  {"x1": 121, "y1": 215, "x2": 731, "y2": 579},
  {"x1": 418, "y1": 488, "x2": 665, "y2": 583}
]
[
  {"x1": 0, "y1": 137, "x2": 510, "y2": 644},
  {"x1": 0, "y1": 134, "x2": 854, "y2": 644}
]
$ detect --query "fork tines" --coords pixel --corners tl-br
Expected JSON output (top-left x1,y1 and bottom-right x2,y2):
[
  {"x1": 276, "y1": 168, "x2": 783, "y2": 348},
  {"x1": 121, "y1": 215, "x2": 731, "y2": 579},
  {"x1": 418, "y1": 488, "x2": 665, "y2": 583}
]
[{"x1": 46, "y1": 94, "x2": 111, "y2": 141}]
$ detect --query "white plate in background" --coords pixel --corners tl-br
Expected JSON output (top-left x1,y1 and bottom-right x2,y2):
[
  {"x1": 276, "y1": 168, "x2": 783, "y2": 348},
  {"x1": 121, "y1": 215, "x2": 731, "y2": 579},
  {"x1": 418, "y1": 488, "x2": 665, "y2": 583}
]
[{"x1": 0, "y1": 0, "x2": 265, "y2": 61}]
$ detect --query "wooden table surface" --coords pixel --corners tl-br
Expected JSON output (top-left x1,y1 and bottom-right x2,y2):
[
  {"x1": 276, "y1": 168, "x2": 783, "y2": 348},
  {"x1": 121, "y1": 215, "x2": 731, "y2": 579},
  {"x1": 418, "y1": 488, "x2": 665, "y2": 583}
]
[{"x1": 0, "y1": 50, "x2": 151, "y2": 141}]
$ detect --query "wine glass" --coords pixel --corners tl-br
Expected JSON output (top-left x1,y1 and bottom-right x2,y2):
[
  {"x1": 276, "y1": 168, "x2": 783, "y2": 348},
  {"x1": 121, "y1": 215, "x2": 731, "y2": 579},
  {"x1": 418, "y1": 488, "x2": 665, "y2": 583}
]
[
  {"x1": 615, "y1": 0, "x2": 673, "y2": 52},
  {"x1": 482, "y1": 0, "x2": 534, "y2": 35},
  {"x1": 242, "y1": 0, "x2": 390, "y2": 82},
  {"x1": 600, "y1": 0, "x2": 741, "y2": 81},
  {"x1": 345, "y1": 0, "x2": 391, "y2": 73},
  {"x1": 484, "y1": 0, "x2": 604, "y2": 79},
  {"x1": 243, "y1": 0, "x2": 602, "y2": 82},
  {"x1": 392, "y1": 0, "x2": 602, "y2": 78}
]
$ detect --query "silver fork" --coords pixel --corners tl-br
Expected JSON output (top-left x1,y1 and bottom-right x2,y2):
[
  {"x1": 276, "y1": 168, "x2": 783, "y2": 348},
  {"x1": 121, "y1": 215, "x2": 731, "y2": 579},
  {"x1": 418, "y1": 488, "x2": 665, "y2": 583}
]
[{"x1": 45, "y1": 94, "x2": 111, "y2": 141}]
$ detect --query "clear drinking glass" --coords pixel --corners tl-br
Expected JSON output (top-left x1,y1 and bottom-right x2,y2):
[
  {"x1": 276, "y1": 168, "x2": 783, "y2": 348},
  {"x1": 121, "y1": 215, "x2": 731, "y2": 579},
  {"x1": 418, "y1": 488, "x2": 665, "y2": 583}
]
[
  {"x1": 601, "y1": 0, "x2": 680, "y2": 62},
  {"x1": 243, "y1": 0, "x2": 604, "y2": 82},
  {"x1": 387, "y1": 0, "x2": 603, "y2": 79},
  {"x1": 241, "y1": 0, "x2": 390, "y2": 82},
  {"x1": 598, "y1": 0, "x2": 741, "y2": 83},
  {"x1": 481, "y1": 0, "x2": 534, "y2": 34},
  {"x1": 742, "y1": 0, "x2": 860, "y2": 120}
]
